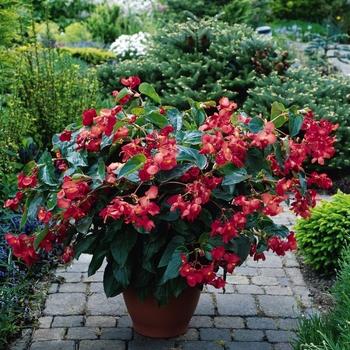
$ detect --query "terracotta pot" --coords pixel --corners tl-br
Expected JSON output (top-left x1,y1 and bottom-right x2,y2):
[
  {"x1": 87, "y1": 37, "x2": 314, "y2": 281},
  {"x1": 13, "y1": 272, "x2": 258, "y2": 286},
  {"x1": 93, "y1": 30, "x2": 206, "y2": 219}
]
[{"x1": 122, "y1": 286, "x2": 201, "y2": 338}]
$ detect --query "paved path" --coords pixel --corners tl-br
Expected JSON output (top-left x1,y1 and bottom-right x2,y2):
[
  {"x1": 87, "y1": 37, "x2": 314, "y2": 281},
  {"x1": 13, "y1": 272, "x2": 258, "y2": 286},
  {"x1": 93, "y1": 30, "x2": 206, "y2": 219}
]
[{"x1": 12, "y1": 196, "x2": 332, "y2": 350}]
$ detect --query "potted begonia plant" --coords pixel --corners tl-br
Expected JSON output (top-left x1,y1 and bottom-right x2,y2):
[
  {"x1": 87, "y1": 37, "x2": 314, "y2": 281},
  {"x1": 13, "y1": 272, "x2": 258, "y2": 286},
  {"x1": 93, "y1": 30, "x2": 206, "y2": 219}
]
[{"x1": 3, "y1": 76, "x2": 337, "y2": 337}]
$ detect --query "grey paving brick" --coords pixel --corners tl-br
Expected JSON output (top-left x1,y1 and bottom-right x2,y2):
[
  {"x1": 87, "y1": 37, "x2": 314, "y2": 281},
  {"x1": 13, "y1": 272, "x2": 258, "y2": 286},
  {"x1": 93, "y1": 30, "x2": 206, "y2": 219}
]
[
  {"x1": 213, "y1": 316, "x2": 245, "y2": 329},
  {"x1": 82, "y1": 271, "x2": 104, "y2": 282},
  {"x1": 177, "y1": 340, "x2": 224, "y2": 349},
  {"x1": 85, "y1": 316, "x2": 117, "y2": 327},
  {"x1": 54, "y1": 272, "x2": 83, "y2": 282},
  {"x1": 79, "y1": 340, "x2": 125, "y2": 350},
  {"x1": 235, "y1": 285, "x2": 264, "y2": 294},
  {"x1": 273, "y1": 342, "x2": 294, "y2": 350},
  {"x1": 48, "y1": 284, "x2": 58, "y2": 294},
  {"x1": 252, "y1": 276, "x2": 279, "y2": 286},
  {"x1": 59, "y1": 283, "x2": 87, "y2": 293},
  {"x1": 99, "y1": 327, "x2": 132, "y2": 340},
  {"x1": 258, "y1": 295, "x2": 298, "y2": 317},
  {"x1": 37, "y1": 316, "x2": 52, "y2": 328},
  {"x1": 285, "y1": 268, "x2": 306, "y2": 286},
  {"x1": 233, "y1": 329, "x2": 265, "y2": 342},
  {"x1": 277, "y1": 318, "x2": 298, "y2": 331},
  {"x1": 89, "y1": 282, "x2": 104, "y2": 293},
  {"x1": 199, "y1": 328, "x2": 232, "y2": 341},
  {"x1": 52, "y1": 316, "x2": 84, "y2": 327},
  {"x1": 246, "y1": 255, "x2": 283, "y2": 268},
  {"x1": 87, "y1": 293, "x2": 127, "y2": 316},
  {"x1": 194, "y1": 293, "x2": 215, "y2": 315},
  {"x1": 246, "y1": 317, "x2": 278, "y2": 330},
  {"x1": 66, "y1": 327, "x2": 98, "y2": 340},
  {"x1": 175, "y1": 328, "x2": 199, "y2": 341},
  {"x1": 225, "y1": 275, "x2": 249, "y2": 284},
  {"x1": 264, "y1": 286, "x2": 293, "y2": 295},
  {"x1": 189, "y1": 316, "x2": 213, "y2": 327},
  {"x1": 234, "y1": 266, "x2": 259, "y2": 276},
  {"x1": 266, "y1": 330, "x2": 295, "y2": 343},
  {"x1": 30, "y1": 341, "x2": 75, "y2": 350},
  {"x1": 225, "y1": 342, "x2": 272, "y2": 350},
  {"x1": 259, "y1": 268, "x2": 286, "y2": 277},
  {"x1": 32, "y1": 328, "x2": 65, "y2": 341},
  {"x1": 216, "y1": 294, "x2": 258, "y2": 316},
  {"x1": 117, "y1": 316, "x2": 133, "y2": 327},
  {"x1": 43, "y1": 293, "x2": 86, "y2": 316},
  {"x1": 128, "y1": 340, "x2": 175, "y2": 350}
]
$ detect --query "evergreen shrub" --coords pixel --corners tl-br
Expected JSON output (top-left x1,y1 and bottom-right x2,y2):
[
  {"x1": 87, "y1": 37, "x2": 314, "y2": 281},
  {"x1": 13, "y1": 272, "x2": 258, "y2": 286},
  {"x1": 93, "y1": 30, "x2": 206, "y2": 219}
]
[
  {"x1": 294, "y1": 191, "x2": 350, "y2": 275},
  {"x1": 60, "y1": 47, "x2": 116, "y2": 65},
  {"x1": 97, "y1": 16, "x2": 290, "y2": 110},
  {"x1": 243, "y1": 68, "x2": 350, "y2": 173}
]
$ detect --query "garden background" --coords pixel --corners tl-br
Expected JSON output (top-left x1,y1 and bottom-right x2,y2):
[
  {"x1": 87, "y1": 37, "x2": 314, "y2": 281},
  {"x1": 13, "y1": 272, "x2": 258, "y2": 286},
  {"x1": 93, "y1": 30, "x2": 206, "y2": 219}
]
[{"x1": 1, "y1": 0, "x2": 350, "y2": 349}]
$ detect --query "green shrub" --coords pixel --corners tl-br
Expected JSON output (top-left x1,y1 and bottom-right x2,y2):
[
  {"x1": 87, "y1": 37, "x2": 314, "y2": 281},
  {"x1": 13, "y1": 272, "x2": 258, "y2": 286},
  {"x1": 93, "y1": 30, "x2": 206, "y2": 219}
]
[
  {"x1": 97, "y1": 16, "x2": 290, "y2": 110},
  {"x1": 60, "y1": 47, "x2": 116, "y2": 65},
  {"x1": 243, "y1": 68, "x2": 350, "y2": 173},
  {"x1": 294, "y1": 191, "x2": 350, "y2": 275},
  {"x1": 293, "y1": 244, "x2": 350, "y2": 349},
  {"x1": 86, "y1": 2, "x2": 121, "y2": 45},
  {"x1": 1, "y1": 43, "x2": 100, "y2": 158}
]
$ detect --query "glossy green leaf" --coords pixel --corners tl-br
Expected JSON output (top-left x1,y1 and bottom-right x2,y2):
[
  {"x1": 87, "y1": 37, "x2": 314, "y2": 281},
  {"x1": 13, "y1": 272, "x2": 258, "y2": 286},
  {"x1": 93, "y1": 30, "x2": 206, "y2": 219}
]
[
  {"x1": 188, "y1": 98, "x2": 206, "y2": 126},
  {"x1": 154, "y1": 163, "x2": 193, "y2": 183},
  {"x1": 249, "y1": 116, "x2": 265, "y2": 133},
  {"x1": 139, "y1": 82, "x2": 161, "y2": 104},
  {"x1": 177, "y1": 145, "x2": 207, "y2": 169},
  {"x1": 160, "y1": 245, "x2": 188, "y2": 284},
  {"x1": 33, "y1": 223, "x2": 50, "y2": 249},
  {"x1": 167, "y1": 108, "x2": 183, "y2": 131},
  {"x1": 103, "y1": 262, "x2": 124, "y2": 298},
  {"x1": 111, "y1": 229, "x2": 138, "y2": 267},
  {"x1": 38, "y1": 151, "x2": 58, "y2": 186},
  {"x1": 270, "y1": 102, "x2": 288, "y2": 128},
  {"x1": 88, "y1": 247, "x2": 108, "y2": 276},
  {"x1": 145, "y1": 111, "x2": 169, "y2": 128},
  {"x1": 288, "y1": 107, "x2": 304, "y2": 137},
  {"x1": 176, "y1": 130, "x2": 204, "y2": 145},
  {"x1": 74, "y1": 233, "x2": 98, "y2": 258},
  {"x1": 75, "y1": 216, "x2": 93, "y2": 234},
  {"x1": 222, "y1": 168, "x2": 249, "y2": 185},
  {"x1": 114, "y1": 87, "x2": 129, "y2": 104},
  {"x1": 112, "y1": 259, "x2": 132, "y2": 288},
  {"x1": 117, "y1": 154, "x2": 146, "y2": 179},
  {"x1": 158, "y1": 236, "x2": 186, "y2": 267}
]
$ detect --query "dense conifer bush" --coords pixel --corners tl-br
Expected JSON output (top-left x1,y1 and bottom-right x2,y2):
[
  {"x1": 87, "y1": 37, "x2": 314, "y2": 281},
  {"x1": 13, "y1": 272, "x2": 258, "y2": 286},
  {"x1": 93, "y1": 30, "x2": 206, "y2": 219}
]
[
  {"x1": 243, "y1": 68, "x2": 350, "y2": 173},
  {"x1": 97, "y1": 16, "x2": 290, "y2": 110}
]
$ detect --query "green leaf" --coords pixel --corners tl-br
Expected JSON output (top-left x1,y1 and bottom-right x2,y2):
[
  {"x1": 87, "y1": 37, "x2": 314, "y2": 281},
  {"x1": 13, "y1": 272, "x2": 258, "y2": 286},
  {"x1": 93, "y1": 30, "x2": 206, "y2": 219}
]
[
  {"x1": 33, "y1": 224, "x2": 50, "y2": 249},
  {"x1": 139, "y1": 82, "x2": 161, "y2": 104},
  {"x1": 288, "y1": 107, "x2": 304, "y2": 137},
  {"x1": 249, "y1": 117, "x2": 265, "y2": 133},
  {"x1": 158, "y1": 236, "x2": 186, "y2": 267},
  {"x1": 176, "y1": 130, "x2": 204, "y2": 145},
  {"x1": 103, "y1": 261, "x2": 124, "y2": 298},
  {"x1": 160, "y1": 245, "x2": 188, "y2": 284},
  {"x1": 258, "y1": 220, "x2": 290, "y2": 238},
  {"x1": 118, "y1": 154, "x2": 146, "y2": 179},
  {"x1": 154, "y1": 163, "x2": 193, "y2": 183},
  {"x1": 66, "y1": 148, "x2": 88, "y2": 167},
  {"x1": 167, "y1": 108, "x2": 183, "y2": 131},
  {"x1": 38, "y1": 151, "x2": 58, "y2": 186},
  {"x1": 114, "y1": 87, "x2": 130, "y2": 104},
  {"x1": 74, "y1": 233, "x2": 98, "y2": 259},
  {"x1": 75, "y1": 216, "x2": 93, "y2": 234},
  {"x1": 270, "y1": 102, "x2": 288, "y2": 128},
  {"x1": 177, "y1": 145, "x2": 207, "y2": 169},
  {"x1": 112, "y1": 259, "x2": 132, "y2": 288},
  {"x1": 88, "y1": 247, "x2": 107, "y2": 276},
  {"x1": 212, "y1": 185, "x2": 235, "y2": 201},
  {"x1": 111, "y1": 229, "x2": 138, "y2": 267},
  {"x1": 145, "y1": 111, "x2": 169, "y2": 128},
  {"x1": 246, "y1": 149, "x2": 270, "y2": 175},
  {"x1": 188, "y1": 99, "x2": 206, "y2": 127},
  {"x1": 222, "y1": 168, "x2": 249, "y2": 185},
  {"x1": 26, "y1": 193, "x2": 45, "y2": 221}
]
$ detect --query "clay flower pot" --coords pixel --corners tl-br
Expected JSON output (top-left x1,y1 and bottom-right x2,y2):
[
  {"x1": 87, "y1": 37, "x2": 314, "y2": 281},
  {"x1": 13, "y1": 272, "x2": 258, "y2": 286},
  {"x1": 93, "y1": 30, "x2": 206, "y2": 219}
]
[{"x1": 123, "y1": 286, "x2": 201, "y2": 338}]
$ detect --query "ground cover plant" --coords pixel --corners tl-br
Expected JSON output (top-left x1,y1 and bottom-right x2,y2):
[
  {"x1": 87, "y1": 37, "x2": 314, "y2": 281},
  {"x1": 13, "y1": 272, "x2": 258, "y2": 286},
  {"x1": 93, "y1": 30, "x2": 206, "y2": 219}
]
[{"x1": 293, "y1": 244, "x2": 350, "y2": 349}]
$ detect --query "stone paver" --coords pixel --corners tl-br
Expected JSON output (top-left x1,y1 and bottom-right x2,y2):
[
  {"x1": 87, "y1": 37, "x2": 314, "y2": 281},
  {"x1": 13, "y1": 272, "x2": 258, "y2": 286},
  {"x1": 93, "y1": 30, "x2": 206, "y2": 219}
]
[{"x1": 14, "y1": 202, "x2": 332, "y2": 350}]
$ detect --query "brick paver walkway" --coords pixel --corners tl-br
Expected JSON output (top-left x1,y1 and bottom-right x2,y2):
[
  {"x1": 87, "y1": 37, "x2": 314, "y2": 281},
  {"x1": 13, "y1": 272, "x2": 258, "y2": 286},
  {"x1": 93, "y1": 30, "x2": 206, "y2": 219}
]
[{"x1": 11, "y1": 196, "x2": 332, "y2": 350}]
